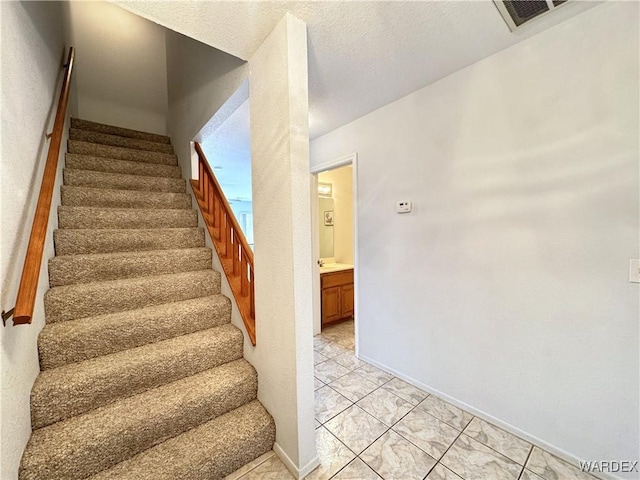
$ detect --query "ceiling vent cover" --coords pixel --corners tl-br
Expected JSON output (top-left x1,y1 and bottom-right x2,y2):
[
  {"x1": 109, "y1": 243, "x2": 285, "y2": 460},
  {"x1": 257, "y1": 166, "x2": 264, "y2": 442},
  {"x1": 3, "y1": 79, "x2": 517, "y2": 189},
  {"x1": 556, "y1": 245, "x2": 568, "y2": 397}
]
[{"x1": 494, "y1": 0, "x2": 568, "y2": 31}]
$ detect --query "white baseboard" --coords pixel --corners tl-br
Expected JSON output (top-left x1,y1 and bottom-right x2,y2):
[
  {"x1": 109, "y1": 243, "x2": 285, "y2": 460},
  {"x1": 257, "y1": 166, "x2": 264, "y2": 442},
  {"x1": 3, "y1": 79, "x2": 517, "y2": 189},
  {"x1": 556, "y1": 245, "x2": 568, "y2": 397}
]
[
  {"x1": 274, "y1": 443, "x2": 320, "y2": 480},
  {"x1": 356, "y1": 354, "x2": 624, "y2": 480}
]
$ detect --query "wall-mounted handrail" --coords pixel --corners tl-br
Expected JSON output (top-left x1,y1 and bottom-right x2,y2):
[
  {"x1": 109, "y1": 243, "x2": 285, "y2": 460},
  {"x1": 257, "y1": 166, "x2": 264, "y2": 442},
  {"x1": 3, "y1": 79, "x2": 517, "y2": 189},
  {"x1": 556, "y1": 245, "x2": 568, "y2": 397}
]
[
  {"x1": 6, "y1": 47, "x2": 75, "y2": 326},
  {"x1": 191, "y1": 142, "x2": 256, "y2": 345}
]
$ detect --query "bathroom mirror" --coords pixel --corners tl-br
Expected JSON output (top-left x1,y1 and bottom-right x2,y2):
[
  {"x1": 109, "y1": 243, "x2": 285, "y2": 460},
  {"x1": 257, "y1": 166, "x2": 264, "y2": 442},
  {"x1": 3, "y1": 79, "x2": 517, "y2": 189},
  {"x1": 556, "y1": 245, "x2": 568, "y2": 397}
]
[{"x1": 318, "y1": 196, "x2": 334, "y2": 258}]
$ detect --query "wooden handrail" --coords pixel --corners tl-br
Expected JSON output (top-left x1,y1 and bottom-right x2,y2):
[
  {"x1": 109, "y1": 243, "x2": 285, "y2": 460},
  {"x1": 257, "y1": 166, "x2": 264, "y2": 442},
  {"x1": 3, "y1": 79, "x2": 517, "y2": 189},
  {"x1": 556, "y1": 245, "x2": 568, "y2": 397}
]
[
  {"x1": 10, "y1": 47, "x2": 75, "y2": 326},
  {"x1": 191, "y1": 142, "x2": 256, "y2": 345}
]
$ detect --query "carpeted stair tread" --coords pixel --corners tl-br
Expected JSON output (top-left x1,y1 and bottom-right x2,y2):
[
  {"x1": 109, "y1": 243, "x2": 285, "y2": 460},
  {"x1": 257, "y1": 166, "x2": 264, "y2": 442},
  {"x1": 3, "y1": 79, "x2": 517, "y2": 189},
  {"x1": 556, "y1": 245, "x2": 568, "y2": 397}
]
[
  {"x1": 64, "y1": 169, "x2": 186, "y2": 193},
  {"x1": 71, "y1": 118, "x2": 171, "y2": 144},
  {"x1": 70, "y1": 128, "x2": 174, "y2": 154},
  {"x1": 88, "y1": 400, "x2": 275, "y2": 480},
  {"x1": 45, "y1": 269, "x2": 220, "y2": 323},
  {"x1": 61, "y1": 185, "x2": 191, "y2": 209},
  {"x1": 69, "y1": 140, "x2": 177, "y2": 166},
  {"x1": 20, "y1": 359, "x2": 257, "y2": 480},
  {"x1": 31, "y1": 323, "x2": 243, "y2": 429},
  {"x1": 66, "y1": 154, "x2": 182, "y2": 178},
  {"x1": 39, "y1": 295, "x2": 231, "y2": 369},
  {"x1": 54, "y1": 227, "x2": 205, "y2": 255},
  {"x1": 48, "y1": 248, "x2": 212, "y2": 286},
  {"x1": 58, "y1": 206, "x2": 198, "y2": 229}
]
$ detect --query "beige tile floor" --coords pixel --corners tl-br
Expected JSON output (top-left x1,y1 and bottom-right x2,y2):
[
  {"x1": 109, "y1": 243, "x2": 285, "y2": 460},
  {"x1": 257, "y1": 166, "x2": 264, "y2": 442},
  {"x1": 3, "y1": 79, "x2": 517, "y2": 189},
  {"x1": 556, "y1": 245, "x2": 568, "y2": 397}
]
[{"x1": 228, "y1": 321, "x2": 598, "y2": 480}]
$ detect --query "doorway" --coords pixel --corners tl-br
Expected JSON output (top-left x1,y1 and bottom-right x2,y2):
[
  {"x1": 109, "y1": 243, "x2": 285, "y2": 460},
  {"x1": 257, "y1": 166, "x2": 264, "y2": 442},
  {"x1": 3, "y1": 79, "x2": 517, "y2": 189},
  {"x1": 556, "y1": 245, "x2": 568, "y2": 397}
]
[{"x1": 311, "y1": 153, "x2": 359, "y2": 355}]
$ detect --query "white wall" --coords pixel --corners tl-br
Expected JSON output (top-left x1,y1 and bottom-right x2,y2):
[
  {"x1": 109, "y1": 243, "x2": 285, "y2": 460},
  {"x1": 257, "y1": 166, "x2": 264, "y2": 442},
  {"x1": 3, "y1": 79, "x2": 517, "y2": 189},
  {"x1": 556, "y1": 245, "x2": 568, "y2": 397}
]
[
  {"x1": 67, "y1": 2, "x2": 168, "y2": 134},
  {"x1": 318, "y1": 166, "x2": 354, "y2": 264},
  {"x1": 249, "y1": 14, "x2": 318, "y2": 478},
  {"x1": 0, "y1": 2, "x2": 70, "y2": 478},
  {"x1": 199, "y1": 98, "x2": 253, "y2": 202},
  {"x1": 165, "y1": 29, "x2": 247, "y2": 179},
  {"x1": 311, "y1": 3, "x2": 639, "y2": 477}
]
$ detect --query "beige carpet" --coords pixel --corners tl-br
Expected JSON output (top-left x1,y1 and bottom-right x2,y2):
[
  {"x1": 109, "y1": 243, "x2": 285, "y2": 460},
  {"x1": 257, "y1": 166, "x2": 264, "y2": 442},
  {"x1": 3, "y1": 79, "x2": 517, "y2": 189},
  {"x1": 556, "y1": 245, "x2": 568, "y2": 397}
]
[{"x1": 19, "y1": 118, "x2": 275, "y2": 480}]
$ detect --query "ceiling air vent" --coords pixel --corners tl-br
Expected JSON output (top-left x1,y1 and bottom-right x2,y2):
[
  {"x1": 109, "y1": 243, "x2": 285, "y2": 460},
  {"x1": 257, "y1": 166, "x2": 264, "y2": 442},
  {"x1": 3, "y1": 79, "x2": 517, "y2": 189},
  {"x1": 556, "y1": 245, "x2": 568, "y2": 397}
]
[{"x1": 494, "y1": 0, "x2": 568, "y2": 31}]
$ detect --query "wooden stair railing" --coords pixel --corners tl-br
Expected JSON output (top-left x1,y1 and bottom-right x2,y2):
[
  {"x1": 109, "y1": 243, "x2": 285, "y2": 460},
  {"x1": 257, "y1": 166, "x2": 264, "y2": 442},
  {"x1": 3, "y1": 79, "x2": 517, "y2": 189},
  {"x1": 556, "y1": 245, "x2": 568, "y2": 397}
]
[
  {"x1": 191, "y1": 143, "x2": 256, "y2": 345},
  {"x1": 2, "y1": 47, "x2": 75, "y2": 326}
]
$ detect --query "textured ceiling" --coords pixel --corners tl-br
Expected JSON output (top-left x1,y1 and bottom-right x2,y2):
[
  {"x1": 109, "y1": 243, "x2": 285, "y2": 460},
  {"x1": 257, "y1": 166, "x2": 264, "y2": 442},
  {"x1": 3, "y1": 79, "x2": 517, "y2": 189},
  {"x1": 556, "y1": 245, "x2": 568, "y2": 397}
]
[{"x1": 114, "y1": 1, "x2": 599, "y2": 139}]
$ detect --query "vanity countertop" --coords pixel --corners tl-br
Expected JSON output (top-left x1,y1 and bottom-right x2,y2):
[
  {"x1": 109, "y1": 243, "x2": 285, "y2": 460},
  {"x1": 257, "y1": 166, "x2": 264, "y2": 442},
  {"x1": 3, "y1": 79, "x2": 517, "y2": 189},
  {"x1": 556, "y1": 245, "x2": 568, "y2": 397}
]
[{"x1": 319, "y1": 263, "x2": 354, "y2": 274}]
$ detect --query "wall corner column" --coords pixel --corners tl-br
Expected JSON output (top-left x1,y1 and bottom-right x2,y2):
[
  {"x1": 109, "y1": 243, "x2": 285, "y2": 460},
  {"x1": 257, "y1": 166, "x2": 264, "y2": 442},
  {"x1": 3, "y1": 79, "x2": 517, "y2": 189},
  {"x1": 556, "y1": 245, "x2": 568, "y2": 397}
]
[{"x1": 248, "y1": 13, "x2": 318, "y2": 478}]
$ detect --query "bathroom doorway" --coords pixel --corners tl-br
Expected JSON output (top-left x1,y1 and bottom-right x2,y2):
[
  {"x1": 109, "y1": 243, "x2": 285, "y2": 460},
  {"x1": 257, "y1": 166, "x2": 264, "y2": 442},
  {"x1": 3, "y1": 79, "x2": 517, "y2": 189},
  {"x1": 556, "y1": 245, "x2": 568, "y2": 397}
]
[{"x1": 311, "y1": 153, "x2": 359, "y2": 355}]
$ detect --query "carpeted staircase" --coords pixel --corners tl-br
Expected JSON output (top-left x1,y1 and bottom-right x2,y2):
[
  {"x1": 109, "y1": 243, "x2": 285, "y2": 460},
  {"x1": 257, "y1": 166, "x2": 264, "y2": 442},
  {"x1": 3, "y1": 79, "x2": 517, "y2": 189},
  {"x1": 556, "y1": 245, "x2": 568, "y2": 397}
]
[{"x1": 19, "y1": 118, "x2": 275, "y2": 480}]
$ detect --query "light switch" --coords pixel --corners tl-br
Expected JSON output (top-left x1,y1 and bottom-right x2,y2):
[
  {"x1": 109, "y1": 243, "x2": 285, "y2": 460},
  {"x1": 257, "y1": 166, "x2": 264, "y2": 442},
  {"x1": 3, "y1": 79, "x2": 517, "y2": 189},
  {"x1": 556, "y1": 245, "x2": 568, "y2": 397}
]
[
  {"x1": 629, "y1": 259, "x2": 640, "y2": 283},
  {"x1": 396, "y1": 201, "x2": 412, "y2": 214}
]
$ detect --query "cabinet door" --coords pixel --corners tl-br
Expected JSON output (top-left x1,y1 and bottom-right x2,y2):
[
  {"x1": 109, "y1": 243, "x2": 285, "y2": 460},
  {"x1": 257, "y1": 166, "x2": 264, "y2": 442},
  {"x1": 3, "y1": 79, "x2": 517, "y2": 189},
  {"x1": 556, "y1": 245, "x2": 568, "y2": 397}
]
[
  {"x1": 341, "y1": 283, "x2": 354, "y2": 318},
  {"x1": 322, "y1": 286, "x2": 342, "y2": 325}
]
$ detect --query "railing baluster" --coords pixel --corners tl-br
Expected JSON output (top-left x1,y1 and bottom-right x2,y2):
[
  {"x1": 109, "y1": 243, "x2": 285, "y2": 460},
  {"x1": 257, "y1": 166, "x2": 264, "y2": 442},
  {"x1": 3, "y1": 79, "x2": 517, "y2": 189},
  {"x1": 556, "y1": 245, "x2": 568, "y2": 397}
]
[
  {"x1": 208, "y1": 180, "x2": 214, "y2": 224},
  {"x1": 203, "y1": 170, "x2": 210, "y2": 217},
  {"x1": 198, "y1": 160, "x2": 204, "y2": 198},
  {"x1": 241, "y1": 252, "x2": 248, "y2": 296},
  {"x1": 250, "y1": 266, "x2": 255, "y2": 318},
  {"x1": 220, "y1": 212, "x2": 227, "y2": 256},
  {"x1": 233, "y1": 232, "x2": 240, "y2": 276},
  {"x1": 213, "y1": 194, "x2": 220, "y2": 239},
  {"x1": 225, "y1": 216, "x2": 232, "y2": 259}
]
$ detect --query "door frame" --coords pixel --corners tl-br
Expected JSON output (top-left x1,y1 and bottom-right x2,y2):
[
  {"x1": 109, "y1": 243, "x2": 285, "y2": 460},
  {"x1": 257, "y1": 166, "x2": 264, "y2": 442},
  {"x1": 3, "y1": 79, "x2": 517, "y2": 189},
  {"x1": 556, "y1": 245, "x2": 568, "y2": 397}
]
[{"x1": 310, "y1": 152, "x2": 359, "y2": 355}]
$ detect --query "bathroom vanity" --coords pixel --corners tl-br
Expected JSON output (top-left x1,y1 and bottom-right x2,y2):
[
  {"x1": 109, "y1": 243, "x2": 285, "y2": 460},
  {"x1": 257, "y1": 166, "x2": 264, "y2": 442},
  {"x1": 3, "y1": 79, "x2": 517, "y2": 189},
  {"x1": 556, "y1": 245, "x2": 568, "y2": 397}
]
[{"x1": 320, "y1": 264, "x2": 354, "y2": 327}]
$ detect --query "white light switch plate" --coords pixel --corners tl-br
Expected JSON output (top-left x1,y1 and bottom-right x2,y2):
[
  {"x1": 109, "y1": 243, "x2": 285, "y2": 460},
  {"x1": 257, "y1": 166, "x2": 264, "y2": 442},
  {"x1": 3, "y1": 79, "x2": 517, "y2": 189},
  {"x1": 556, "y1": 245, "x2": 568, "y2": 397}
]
[{"x1": 629, "y1": 259, "x2": 640, "y2": 283}]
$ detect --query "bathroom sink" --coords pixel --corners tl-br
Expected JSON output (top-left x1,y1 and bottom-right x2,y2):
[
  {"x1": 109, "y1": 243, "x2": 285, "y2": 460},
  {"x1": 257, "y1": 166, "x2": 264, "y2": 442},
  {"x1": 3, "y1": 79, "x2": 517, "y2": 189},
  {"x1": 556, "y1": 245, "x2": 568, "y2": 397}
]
[{"x1": 319, "y1": 263, "x2": 353, "y2": 274}]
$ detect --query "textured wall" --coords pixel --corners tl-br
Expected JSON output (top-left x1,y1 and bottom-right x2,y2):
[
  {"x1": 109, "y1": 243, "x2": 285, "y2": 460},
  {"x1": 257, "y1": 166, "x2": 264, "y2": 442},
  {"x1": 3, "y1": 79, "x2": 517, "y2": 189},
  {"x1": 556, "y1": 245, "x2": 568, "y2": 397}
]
[
  {"x1": 0, "y1": 2, "x2": 69, "y2": 478},
  {"x1": 67, "y1": 2, "x2": 168, "y2": 134},
  {"x1": 249, "y1": 14, "x2": 318, "y2": 477},
  {"x1": 311, "y1": 3, "x2": 639, "y2": 477},
  {"x1": 165, "y1": 29, "x2": 247, "y2": 179}
]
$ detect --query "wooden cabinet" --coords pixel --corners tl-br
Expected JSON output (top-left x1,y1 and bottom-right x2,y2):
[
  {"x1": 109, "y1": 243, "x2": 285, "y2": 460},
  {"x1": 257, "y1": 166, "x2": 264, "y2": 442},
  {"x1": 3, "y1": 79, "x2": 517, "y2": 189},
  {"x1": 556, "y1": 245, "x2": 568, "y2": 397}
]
[{"x1": 321, "y1": 269, "x2": 354, "y2": 327}]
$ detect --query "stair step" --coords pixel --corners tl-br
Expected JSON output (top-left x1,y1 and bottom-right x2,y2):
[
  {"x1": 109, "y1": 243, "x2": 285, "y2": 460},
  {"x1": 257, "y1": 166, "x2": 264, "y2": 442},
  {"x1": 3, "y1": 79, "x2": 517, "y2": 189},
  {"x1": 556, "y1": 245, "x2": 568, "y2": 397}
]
[
  {"x1": 58, "y1": 206, "x2": 198, "y2": 229},
  {"x1": 70, "y1": 128, "x2": 174, "y2": 154},
  {"x1": 71, "y1": 118, "x2": 171, "y2": 144},
  {"x1": 44, "y1": 269, "x2": 220, "y2": 324},
  {"x1": 64, "y1": 169, "x2": 186, "y2": 193},
  {"x1": 31, "y1": 323, "x2": 243, "y2": 429},
  {"x1": 69, "y1": 140, "x2": 177, "y2": 166},
  {"x1": 66, "y1": 154, "x2": 182, "y2": 178},
  {"x1": 20, "y1": 359, "x2": 256, "y2": 480},
  {"x1": 39, "y1": 295, "x2": 231, "y2": 369},
  {"x1": 88, "y1": 400, "x2": 275, "y2": 480},
  {"x1": 54, "y1": 227, "x2": 205, "y2": 255},
  {"x1": 48, "y1": 248, "x2": 212, "y2": 287},
  {"x1": 61, "y1": 186, "x2": 191, "y2": 210}
]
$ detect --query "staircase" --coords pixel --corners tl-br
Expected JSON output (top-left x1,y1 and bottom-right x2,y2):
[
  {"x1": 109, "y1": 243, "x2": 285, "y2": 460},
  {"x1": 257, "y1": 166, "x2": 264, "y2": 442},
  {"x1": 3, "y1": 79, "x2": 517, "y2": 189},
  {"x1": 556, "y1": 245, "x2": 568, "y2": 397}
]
[{"x1": 19, "y1": 118, "x2": 275, "y2": 480}]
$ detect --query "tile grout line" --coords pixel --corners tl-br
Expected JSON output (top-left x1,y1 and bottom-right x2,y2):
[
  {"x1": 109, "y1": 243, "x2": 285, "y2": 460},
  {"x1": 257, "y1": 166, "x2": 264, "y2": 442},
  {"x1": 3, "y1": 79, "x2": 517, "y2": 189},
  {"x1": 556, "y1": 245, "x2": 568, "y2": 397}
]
[
  {"x1": 458, "y1": 431, "x2": 529, "y2": 471},
  {"x1": 315, "y1": 384, "x2": 354, "y2": 425},
  {"x1": 518, "y1": 444, "x2": 536, "y2": 480}
]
